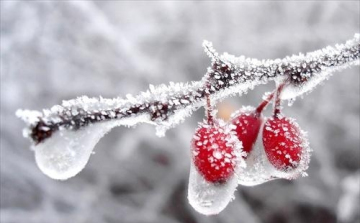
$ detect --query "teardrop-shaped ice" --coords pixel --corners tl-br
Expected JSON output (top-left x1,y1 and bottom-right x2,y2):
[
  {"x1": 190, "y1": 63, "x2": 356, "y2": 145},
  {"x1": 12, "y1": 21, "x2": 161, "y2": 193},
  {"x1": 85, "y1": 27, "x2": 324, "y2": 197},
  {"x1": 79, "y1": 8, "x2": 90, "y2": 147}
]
[
  {"x1": 237, "y1": 121, "x2": 277, "y2": 186},
  {"x1": 188, "y1": 161, "x2": 239, "y2": 215},
  {"x1": 34, "y1": 121, "x2": 117, "y2": 180}
]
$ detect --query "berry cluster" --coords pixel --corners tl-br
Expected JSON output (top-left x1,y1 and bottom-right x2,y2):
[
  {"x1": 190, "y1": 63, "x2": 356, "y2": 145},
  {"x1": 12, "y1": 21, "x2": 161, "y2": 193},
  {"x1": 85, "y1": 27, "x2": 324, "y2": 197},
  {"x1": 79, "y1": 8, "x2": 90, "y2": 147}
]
[
  {"x1": 188, "y1": 79, "x2": 309, "y2": 215},
  {"x1": 192, "y1": 82, "x2": 309, "y2": 183}
]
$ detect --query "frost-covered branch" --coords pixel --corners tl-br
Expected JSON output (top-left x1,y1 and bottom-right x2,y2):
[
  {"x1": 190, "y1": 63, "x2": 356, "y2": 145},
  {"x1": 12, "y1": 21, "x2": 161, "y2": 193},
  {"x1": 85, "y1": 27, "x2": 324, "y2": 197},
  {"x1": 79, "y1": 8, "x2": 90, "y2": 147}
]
[{"x1": 17, "y1": 34, "x2": 360, "y2": 145}]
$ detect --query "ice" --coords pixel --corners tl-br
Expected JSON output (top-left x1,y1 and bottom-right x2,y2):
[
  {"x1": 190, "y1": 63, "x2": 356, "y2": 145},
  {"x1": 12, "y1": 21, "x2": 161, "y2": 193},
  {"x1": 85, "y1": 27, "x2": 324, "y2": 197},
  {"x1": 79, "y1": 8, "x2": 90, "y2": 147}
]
[
  {"x1": 15, "y1": 109, "x2": 42, "y2": 126},
  {"x1": 18, "y1": 34, "x2": 359, "y2": 148},
  {"x1": 188, "y1": 119, "x2": 245, "y2": 215},
  {"x1": 16, "y1": 34, "x2": 357, "y2": 185},
  {"x1": 219, "y1": 34, "x2": 359, "y2": 101},
  {"x1": 33, "y1": 114, "x2": 149, "y2": 180},
  {"x1": 237, "y1": 122, "x2": 276, "y2": 186},
  {"x1": 277, "y1": 70, "x2": 331, "y2": 100},
  {"x1": 188, "y1": 161, "x2": 239, "y2": 215},
  {"x1": 34, "y1": 122, "x2": 115, "y2": 180},
  {"x1": 154, "y1": 106, "x2": 195, "y2": 137},
  {"x1": 238, "y1": 118, "x2": 312, "y2": 186}
]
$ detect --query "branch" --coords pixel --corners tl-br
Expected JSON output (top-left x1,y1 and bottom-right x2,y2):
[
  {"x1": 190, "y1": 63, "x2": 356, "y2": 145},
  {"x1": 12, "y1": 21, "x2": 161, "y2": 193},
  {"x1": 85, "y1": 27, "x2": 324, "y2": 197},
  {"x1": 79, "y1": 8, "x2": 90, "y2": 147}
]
[{"x1": 17, "y1": 34, "x2": 360, "y2": 145}]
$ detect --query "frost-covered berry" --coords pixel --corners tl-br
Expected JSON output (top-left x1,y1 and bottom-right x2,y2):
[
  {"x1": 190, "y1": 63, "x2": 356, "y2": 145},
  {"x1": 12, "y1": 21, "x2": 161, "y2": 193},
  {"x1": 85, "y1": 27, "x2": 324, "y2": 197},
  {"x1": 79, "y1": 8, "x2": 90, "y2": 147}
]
[
  {"x1": 262, "y1": 116, "x2": 304, "y2": 171},
  {"x1": 230, "y1": 91, "x2": 275, "y2": 158},
  {"x1": 230, "y1": 107, "x2": 262, "y2": 158},
  {"x1": 191, "y1": 122, "x2": 239, "y2": 183}
]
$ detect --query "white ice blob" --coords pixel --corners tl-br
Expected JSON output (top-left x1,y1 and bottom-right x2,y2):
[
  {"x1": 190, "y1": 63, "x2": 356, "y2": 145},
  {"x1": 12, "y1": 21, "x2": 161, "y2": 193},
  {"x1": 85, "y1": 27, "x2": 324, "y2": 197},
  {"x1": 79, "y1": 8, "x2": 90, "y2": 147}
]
[
  {"x1": 188, "y1": 161, "x2": 239, "y2": 215},
  {"x1": 237, "y1": 121, "x2": 277, "y2": 186},
  {"x1": 33, "y1": 115, "x2": 150, "y2": 180},
  {"x1": 34, "y1": 122, "x2": 115, "y2": 180}
]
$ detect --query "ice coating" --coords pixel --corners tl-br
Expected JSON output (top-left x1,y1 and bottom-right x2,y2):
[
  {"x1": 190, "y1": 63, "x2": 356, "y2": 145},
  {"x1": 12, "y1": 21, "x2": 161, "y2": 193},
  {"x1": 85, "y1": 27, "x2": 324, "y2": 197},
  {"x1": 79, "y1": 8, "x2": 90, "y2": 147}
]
[
  {"x1": 34, "y1": 122, "x2": 114, "y2": 180},
  {"x1": 229, "y1": 106, "x2": 263, "y2": 158},
  {"x1": 276, "y1": 34, "x2": 360, "y2": 99},
  {"x1": 237, "y1": 121, "x2": 277, "y2": 186},
  {"x1": 264, "y1": 117, "x2": 311, "y2": 179},
  {"x1": 17, "y1": 34, "x2": 359, "y2": 145},
  {"x1": 32, "y1": 115, "x2": 149, "y2": 180},
  {"x1": 15, "y1": 34, "x2": 357, "y2": 184},
  {"x1": 191, "y1": 119, "x2": 245, "y2": 183},
  {"x1": 188, "y1": 160, "x2": 240, "y2": 215},
  {"x1": 188, "y1": 119, "x2": 245, "y2": 215},
  {"x1": 237, "y1": 117, "x2": 311, "y2": 186},
  {"x1": 223, "y1": 34, "x2": 360, "y2": 100}
]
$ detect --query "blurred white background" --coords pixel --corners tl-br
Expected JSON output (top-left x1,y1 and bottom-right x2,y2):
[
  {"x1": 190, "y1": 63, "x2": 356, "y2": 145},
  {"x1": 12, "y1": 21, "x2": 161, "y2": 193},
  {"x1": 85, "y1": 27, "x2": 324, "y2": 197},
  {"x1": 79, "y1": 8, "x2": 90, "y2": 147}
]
[{"x1": 1, "y1": 1, "x2": 359, "y2": 223}]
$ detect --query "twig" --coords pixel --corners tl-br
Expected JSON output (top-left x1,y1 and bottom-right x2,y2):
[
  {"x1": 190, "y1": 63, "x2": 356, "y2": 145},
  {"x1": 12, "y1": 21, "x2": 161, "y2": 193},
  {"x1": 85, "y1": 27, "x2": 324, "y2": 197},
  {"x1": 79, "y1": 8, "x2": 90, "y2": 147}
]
[{"x1": 16, "y1": 34, "x2": 360, "y2": 144}]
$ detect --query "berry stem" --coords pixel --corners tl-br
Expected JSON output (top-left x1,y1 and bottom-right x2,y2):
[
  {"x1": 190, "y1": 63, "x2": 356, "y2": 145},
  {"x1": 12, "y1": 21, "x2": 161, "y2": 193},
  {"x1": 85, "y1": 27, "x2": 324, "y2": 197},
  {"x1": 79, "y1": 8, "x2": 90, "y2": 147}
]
[
  {"x1": 205, "y1": 76, "x2": 214, "y2": 125},
  {"x1": 273, "y1": 82, "x2": 286, "y2": 119},
  {"x1": 255, "y1": 91, "x2": 276, "y2": 116}
]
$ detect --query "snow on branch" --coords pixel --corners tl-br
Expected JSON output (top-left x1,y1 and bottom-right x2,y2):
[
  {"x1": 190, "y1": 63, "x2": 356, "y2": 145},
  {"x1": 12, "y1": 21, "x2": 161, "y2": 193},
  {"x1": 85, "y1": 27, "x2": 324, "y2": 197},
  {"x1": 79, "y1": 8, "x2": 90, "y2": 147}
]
[{"x1": 18, "y1": 34, "x2": 360, "y2": 145}]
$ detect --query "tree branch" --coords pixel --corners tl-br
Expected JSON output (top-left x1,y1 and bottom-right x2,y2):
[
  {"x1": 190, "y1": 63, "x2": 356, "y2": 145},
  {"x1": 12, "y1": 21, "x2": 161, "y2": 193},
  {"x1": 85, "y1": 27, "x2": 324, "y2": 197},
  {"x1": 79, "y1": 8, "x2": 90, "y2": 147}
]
[{"x1": 17, "y1": 34, "x2": 360, "y2": 144}]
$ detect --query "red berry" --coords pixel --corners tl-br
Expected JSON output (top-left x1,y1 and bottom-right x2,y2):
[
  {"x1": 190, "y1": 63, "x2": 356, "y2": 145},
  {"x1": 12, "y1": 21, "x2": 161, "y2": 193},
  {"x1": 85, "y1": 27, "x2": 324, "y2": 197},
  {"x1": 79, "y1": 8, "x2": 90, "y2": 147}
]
[
  {"x1": 192, "y1": 122, "x2": 238, "y2": 184},
  {"x1": 230, "y1": 107, "x2": 262, "y2": 158},
  {"x1": 262, "y1": 117, "x2": 304, "y2": 171}
]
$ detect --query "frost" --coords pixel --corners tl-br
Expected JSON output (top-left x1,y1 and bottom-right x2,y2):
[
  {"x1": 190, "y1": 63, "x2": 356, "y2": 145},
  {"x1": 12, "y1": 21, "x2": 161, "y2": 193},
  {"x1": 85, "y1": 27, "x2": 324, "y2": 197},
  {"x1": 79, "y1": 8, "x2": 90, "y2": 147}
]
[
  {"x1": 188, "y1": 119, "x2": 245, "y2": 215},
  {"x1": 203, "y1": 40, "x2": 219, "y2": 62},
  {"x1": 16, "y1": 109, "x2": 42, "y2": 126},
  {"x1": 277, "y1": 34, "x2": 360, "y2": 100},
  {"x1": 238, "y1": 118, "x2": 311, "y2": 186},
  {"x1": 15, "y1": 34, "x2": 357, "y2": 185},
  {"x1": 154, "y1": 106, "x2": 195, "y2": 137},
  {"x1": 220, "y1": 34, "x2": 359, "y2": 101}
]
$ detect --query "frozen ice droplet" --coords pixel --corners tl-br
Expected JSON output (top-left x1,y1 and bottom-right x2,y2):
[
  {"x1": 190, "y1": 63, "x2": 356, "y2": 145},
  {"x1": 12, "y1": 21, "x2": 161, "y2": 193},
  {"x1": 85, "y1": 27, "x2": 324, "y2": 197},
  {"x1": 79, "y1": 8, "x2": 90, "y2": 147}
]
[
  {"x1": 34, "y1": 121, "x2": 117, "y2": 180},
  {"x1": 33, "y1": 114, "x2": 150, "y2": 180},
  {"x1": 188, "y1": 161, "x2": 239, "y2": 215}
]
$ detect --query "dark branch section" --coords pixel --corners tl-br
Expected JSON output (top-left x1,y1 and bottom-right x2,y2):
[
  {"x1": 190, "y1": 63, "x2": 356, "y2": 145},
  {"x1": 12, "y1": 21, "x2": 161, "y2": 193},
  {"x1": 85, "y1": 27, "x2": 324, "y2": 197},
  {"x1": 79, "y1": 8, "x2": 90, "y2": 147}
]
[{"x1": 24, "y1": 36, "x2": 360, "y2": 144}]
